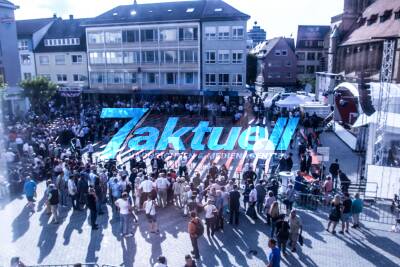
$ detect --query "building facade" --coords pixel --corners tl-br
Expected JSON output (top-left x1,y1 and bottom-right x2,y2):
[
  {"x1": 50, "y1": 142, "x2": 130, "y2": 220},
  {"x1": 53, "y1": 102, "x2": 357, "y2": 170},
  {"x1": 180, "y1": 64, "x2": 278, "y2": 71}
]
[
  {"x1": 0, "y1": 0, "x2": 20, "y2": 87},
  {"x1": 16, "y1": 17, "x2": 54, "y2": 81},
  {"x1": 247, "y1": 21, "x2": 266, "y2": 47},
  {"x1": 296, "y1": 25, "x2": 330, "y2": 82},
  {"x1": 83, "y1": 0, "x2": 249, "y2": 96},
  {"x1": 34, "y1": 17, "x2": 89, "y2": 89},
  {"x1": 252, "y1": 37, "x2": 297, "y2": 90}
]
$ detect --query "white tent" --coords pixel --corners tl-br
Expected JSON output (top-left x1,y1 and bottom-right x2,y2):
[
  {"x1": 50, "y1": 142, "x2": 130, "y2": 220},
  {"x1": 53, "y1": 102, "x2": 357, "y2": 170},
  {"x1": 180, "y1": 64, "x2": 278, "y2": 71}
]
[
  {"x1": 275, "y1": 94, "x2": 312, "y2": 109},
  {"x1": 353, "y1": 112, "x2": 400, "y2": 134}
]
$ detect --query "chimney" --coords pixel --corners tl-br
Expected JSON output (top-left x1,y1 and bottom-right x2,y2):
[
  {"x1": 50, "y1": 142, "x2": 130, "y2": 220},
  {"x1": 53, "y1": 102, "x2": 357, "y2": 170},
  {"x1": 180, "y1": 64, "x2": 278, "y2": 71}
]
[
  {"x1": 69, "y1": 14, "x2": 74, "y2": 20},
  {"x1": 53, "y1": 13, "x2": 57, "y2": 19}
]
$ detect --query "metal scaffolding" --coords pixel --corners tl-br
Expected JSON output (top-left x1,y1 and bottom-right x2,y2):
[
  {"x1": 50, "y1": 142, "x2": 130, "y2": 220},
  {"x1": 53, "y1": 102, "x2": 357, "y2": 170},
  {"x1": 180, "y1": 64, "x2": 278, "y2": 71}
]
[{"x1": 374, "y1": 39, "x2": 396, "y2": 165}]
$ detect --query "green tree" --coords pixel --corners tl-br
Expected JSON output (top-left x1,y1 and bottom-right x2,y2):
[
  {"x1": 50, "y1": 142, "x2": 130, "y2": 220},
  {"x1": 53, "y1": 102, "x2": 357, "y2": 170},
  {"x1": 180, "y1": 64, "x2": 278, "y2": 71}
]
[
  {"x1": 20, "y1": 76, "x2": 57, "y2": 112},
  {"x1": 246, "y1": 53, "x2": 258, "y2": 86}
]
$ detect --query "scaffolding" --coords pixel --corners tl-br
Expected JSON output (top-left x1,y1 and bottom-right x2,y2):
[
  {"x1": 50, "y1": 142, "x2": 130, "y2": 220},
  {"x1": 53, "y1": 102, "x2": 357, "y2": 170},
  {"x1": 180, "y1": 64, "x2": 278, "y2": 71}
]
[{"x1": 374, "y1": 39, "x2": 396, "y2": 165}]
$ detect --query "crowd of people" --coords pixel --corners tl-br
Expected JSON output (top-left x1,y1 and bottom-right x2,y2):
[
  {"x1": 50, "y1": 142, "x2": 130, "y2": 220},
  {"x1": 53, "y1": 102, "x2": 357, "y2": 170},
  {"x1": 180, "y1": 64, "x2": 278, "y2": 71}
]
[{"x1": 1, "y1": 95, "x2": 367, "y2": 267}]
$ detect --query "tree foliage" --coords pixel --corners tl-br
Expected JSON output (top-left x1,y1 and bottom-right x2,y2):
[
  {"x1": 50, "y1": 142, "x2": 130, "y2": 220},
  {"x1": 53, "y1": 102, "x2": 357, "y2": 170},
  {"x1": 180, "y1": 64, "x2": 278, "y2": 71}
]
[
  {"x1": 246, "y1": 53, "x2": 258, "y2": 86},
  {"x1": 20, "y1": 76, "x2": 57, "y2": 112}
]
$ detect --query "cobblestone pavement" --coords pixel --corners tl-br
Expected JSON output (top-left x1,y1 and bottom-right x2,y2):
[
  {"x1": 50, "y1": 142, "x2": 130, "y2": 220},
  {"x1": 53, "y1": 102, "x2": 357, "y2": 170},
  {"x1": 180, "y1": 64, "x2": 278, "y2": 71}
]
[{"x1": 1, "y1": 134, "x2": 399, "y2": 267}]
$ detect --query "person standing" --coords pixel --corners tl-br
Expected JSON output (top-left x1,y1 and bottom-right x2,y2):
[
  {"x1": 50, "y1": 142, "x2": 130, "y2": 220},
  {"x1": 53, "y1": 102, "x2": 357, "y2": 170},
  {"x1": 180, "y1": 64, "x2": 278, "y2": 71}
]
[
  {"x1": 284, "y1": 184, "x2": 296, "y2": 214},
  {"x1": 246, "y1": 184, "x2": 258, "y2": 220},
  {"x1": 229, "y1": 184, "x2": 241, "y2": 225},
  {"x1": 23, "y1": 176, "x2": 37, "y2": 213},
  {"x1": 144, "y1": 195, "x2": 159, "y2": 234},
  {"x1": 155, "y1": 173, "x2": 170, "y2": 208},
  {"x1": 255, "y1": 181, "x2": 267, "y2": 214},
  {"x1": 188, "y1": 211, "x2": 202, "y2": 259},
  {"x1": 204, "y1": 199, "x2": 217, "y2": 238},
  {"x1": 139, "y1": 176, "x2": 154, "y2": 208},
  {"x1": 184, "y1": 254, "x2": 197, "y2": 267},
  {"x1": 351, "y1": 193, "x2": 363, "y2": 228},
  {"x1": 47, "y1": 184, "x2": 59, "y2": 224},
  {"x1": 67, "y1": 175, "x2": 79, "y2": 210},
  {"x1": 327, "y1": 195, "x2": 342, "y2": 234},
  {"x1": 340, "y1": 192, "x2": 352, "y2": 234},
  {"x1": 264, "y1": 191, "x2": 276, "y2": 225},
  {"x1": 269, "y1": 201, "x2": 280, "y2": 238},
  {"x1": 87, "y1": 187, "x2": 98, "y2": 230},
  {"x1": 329, "y1": 159, "x2": 340, "y2": 191},
  {"x1": 115, "y1": 192, "x2": 134, "y2": 237},
  {"x1": 275, "y1": 215, "x2": 290, "y2": 256},
  {"x1": 267, "y1": 238, "x2": 281, "y2": 267},
  {"x1": 288, "y1": 209, "x2": 302, "y2": 252},
  {"x1": 178, "y1": 153, "x2": 189, "y2": 177}
]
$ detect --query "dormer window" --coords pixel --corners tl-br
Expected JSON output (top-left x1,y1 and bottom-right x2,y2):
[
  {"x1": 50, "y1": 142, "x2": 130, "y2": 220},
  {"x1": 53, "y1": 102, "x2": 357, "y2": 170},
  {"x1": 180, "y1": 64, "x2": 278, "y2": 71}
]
[
  {"x1": 130, "y1": 10, "x2": 137, "y2": 16},
  {"x1": 214, "y1": 8, "x2": 223, "y2": 12},
  {"x1": 395, "y1": 10, "x2": 400, "y2": 19},
  {"x1": 167, "y1": 9, "x2": 172, "y2": 12},
  {"x1": 113, "y1": 12, "x2": 118, "y2": 16},
  {"x1": 367, "y1": 14, "x2": 378, "y2": 25},
  {"x1": 186, "y1": 8, "x2": 194, "y2": 13},
  {"x1": 357, "y1": 17, "x2": 366, "y2": 26},
  {"x1": 380, "y1": 10, "x2": 392, "y2": 22}
]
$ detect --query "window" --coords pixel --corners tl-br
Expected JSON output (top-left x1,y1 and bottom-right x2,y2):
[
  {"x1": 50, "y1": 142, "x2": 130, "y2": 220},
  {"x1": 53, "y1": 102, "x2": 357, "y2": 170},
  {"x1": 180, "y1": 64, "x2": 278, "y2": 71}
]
[
  {"x1": 125, "y1": 72, "x2": 137, "y2": 84},
  {"x1": 218, "y1": 50, "x2": 230, "y2": 64},
  {"x1": 105, "y1": 31, "x2": 122, "y2": 44},
  {"x1": 232, "y1": 51, "x2": 243, "y2": 63},
  {"x1": 146, "y1": 72, "x2": 159, "y2": 84},
  {"x1": 304, "y1": 40, "x2": 313, "y2": 47},
  {"x1": 232, "y1": 74, "x2": 243, "y2": 85},
  {"x1": 89, "y1": 52, "x2": 106, "y2": 64},
  {"x1": 106, "y1": 52, "x2": 123, "y2": 64},
  {"x1": 317, "y1": 41, "x2": 324, "y2": 47},
  {"x1": 218, "y1": 74, "x2": 229, "y2": 86},
  {"x1": 164, "y1": 72, "x2": 177, "y2": 85},
  {"x1": 123, "y1": 51, "x2": 140, "y2": 64},
  {"x1": 218, "y1": 26, "x2": 230, "y2": 40},
  {"x1": 88, "y1": 32, "x2": 104, "y2": 44},
  {"x1": 287, "y1": 72, "x2": 292, "y2": 78},
  {"x1": 274, "y1": 50, "x2": 281, "y2": 56},
  {"x1": 39, "y1": 56, "x2": 49, "y2": 65},
  {"x1": 232, "y1": 27, "x2": 244, "y2": 40},
  {"x1": 307, "y1": 52, "x2": 316, "y2": 60},
  {"x1": 184, "y1": 72, "x2": 195, "y2": 84},
  {"x1": 205, "y1": 74, "x2": 216, "y2": 86},
  {"x1": 281, "y1": 50, "x2": 288, "y2": 56},
  {"x1": 41, "y1": 74, "x2": 51, "y2": 80},
  {"x1": 395, "y1": 11, "x2": 400, "y2": 20},
  {"x1": 179, "y1": 27, "x2": 198, "y2": 41},
  {"x1": 205, "y1": 51, "x2": 216, "y2": 64},
  {"x1": 297, "y1": 52, "x2": 305, "y2": 60},
  {"x1": 142, "y1": 51, "x2": 158, "y2": 64},
  {"x1": 123, "y1": 30, "x2": 140, "y2": 43},
  {"x1": 180, "y1": 49, "x2": 198, "y2": 63},
  {"x1": 55, "y1": 55, "x2": 65, "y2": 65},
  {"x1": 18, "y1": 40, "x2": 29, "y2": 50},
  {"x1": 20, "y1": 54, "x2": 31, "y2": 65},
  {"x1": 306, "y1": 65, "x2": 315, "y2": 74},
  {"x1": 73, "y1": 74, "x2": 87, "y2": 82},
  {"x1": 141, "y1": 29, "x2": 158, "y2": 42},
  {"x1": 286, "y1": 61, "x2": 292, "y2": 67},
  {"x1": 186, "y1": 8, "x2": 194, "y2": 13},
  {"x1": 23, "y1": 73, "x2": 32, "y2": 80},
  {"x1": 161, "y1": 50, "x2": 177, "y2": 64},
  {"x1": 90, "y1": 72, "x2": 106, "y2": 84},
  {"x1": 297, "y1": 65, "x2": 305, "y2": 74},
  {"x1": 57, "y1": 74, "x2": 67, "y2": 82},
  {"x1": 205, "y1": 27, "x2": 217, "y2": 40},
  {"x1": 107, "y1": 72, "x2": 124, "y2": 84},
  {"x1": 160, "y1": 28, "x2": 177, "y2": 42},
  {"x1": 72, "y1": 55, "x2": 83, "y2": 64}
]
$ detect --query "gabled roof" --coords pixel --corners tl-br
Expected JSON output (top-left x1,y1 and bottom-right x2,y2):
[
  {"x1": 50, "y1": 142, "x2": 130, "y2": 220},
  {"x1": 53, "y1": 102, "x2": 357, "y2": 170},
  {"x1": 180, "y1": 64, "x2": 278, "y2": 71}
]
[
  {"x1": 296, "y1": 25, "x2": 330, "y2": 47},
  {"x1": 84, "y1": 0, "x2": 249, "y2": 26},
  {"x1": 16, "y1": 18, "x2": 54, "y2": 38},
  {"x1": 0, "y1": 0, "x2": 17, "y2": 9},
  {"x1": 341, "y1": 0, "x2": 400, "y2": 46},
  {"x1": 251, "y1": 37, "x2": 295, "y2": 57},
  {"x1": 34, "y1": 18, "x2": 88, "y2": 53}
]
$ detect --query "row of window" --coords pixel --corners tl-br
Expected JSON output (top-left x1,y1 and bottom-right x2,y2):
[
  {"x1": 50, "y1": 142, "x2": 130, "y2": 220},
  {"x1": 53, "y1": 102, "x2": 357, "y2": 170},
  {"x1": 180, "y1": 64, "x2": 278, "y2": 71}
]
[
  {"x1": 38, "y1": 54, "x2": 83, "y2": 65},
  {"x1": 90, "y1": 72, "x2": 198, "y2": 86},
  {"x1": 44, "y1": 38, "x2": 81, "y2": 47},
  {"x1": 266, "y1": 72, "x2": 293, "y2": 79},
  {"x1": 39, "y1": 73, "x2": 87, "y2": 82},
  {"x1": 18, "y1": 40, "x2": 29, "y2": 51},
  {"x1": 205, "y1": 50, "x2": 244, "y2": 64},
  {"x1": 297, "y1": 52, "x2": 324, "y2": 61},
  {"x1": 88, "y1": 27, "x2": 198, "y2": 45},
  {"x1": 299, "y1": 40, "x2": 324, "y2": 48},
  {"x1": 205, "y1": 73, "x2": 243, "y2": 86},
  {"x1": 297, "y1": 65, "x2": 324, "y2": 74},
  {"x1": 89, "y1": 50, "x2": 199, "y2": 65},
  {"x1": 204, "y1": 26, "x2": 244, "y2": 40}
]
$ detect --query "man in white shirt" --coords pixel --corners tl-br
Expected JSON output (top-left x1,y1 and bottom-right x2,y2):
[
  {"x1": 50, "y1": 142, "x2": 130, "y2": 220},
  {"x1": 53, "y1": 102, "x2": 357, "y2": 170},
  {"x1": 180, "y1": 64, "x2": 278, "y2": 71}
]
[
  {"x1": 155, "y1": 173, "x2": 170, "y2": 208},
  {"x1": 139, "y1": 176, "x2": 154, "y2": 207},
  {"x1": 204, "y1": 199, "x2": 217, "y2": 238},
  {"x1": 67, "y1": 176, "x2": 79, "y2": 210},
  {"x1": 178, "y1": 153, "x2": 188, "y2": 177}
]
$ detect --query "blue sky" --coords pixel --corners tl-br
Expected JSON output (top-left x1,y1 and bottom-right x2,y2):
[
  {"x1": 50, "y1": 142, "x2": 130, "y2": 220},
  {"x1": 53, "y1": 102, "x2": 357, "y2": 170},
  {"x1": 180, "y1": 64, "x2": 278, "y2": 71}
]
[{"x1": 12, "y1": 0, "x2": 343, "y2": 39}]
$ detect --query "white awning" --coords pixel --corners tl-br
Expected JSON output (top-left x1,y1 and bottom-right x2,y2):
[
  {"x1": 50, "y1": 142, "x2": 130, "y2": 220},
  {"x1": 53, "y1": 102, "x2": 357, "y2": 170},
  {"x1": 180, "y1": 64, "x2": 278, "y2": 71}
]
[
  {"x1": 353, "y1": 112, "x2": 400, "y2": 133},
  {"x1": 334, "y1": 82, "x2": 359, "y2": 97}
]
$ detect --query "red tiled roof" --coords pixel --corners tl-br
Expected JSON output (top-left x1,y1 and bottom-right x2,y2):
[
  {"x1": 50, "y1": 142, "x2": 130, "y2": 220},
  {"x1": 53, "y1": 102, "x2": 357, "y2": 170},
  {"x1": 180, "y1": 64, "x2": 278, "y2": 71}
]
[{"x1": 341, "y1": 0, "x2": 400, "y2": 45}]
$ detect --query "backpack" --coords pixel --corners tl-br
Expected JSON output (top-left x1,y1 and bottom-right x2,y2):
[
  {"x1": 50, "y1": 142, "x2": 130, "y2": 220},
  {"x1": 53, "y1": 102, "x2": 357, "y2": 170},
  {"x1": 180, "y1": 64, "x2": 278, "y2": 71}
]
[{"x1": 194, "y1": 218, "x2": 204, "y2": 237}]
